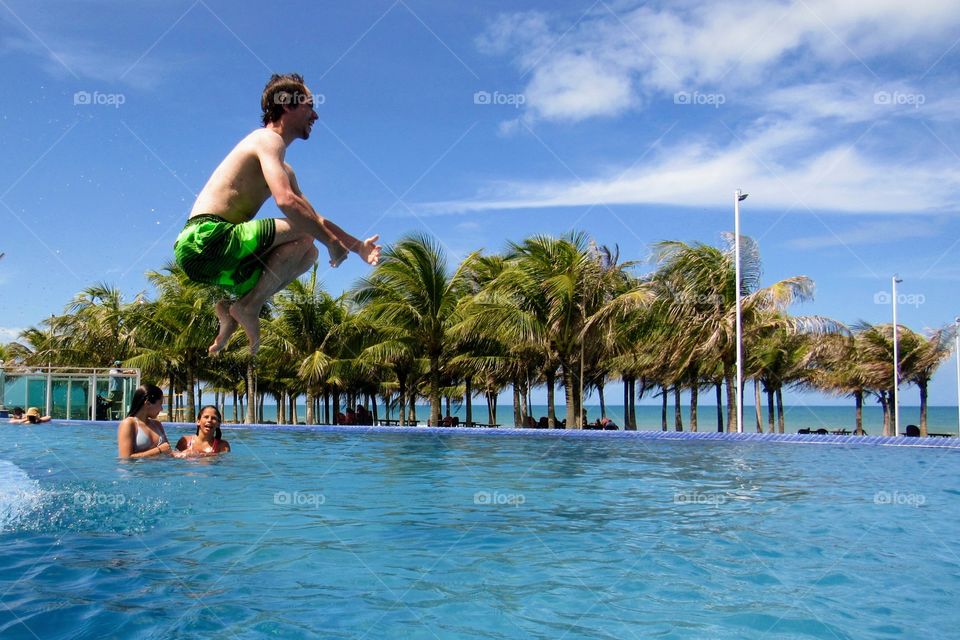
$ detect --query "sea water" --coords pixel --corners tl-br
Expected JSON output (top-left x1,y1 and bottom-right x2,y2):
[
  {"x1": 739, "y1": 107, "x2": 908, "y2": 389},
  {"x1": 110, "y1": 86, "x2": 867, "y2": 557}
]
[{"x1": 1, "y1": 422, "x2": 958, "y2": 638}]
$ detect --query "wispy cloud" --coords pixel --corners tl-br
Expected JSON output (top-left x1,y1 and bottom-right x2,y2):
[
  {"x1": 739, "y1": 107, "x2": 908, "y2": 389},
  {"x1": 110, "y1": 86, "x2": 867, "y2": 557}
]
[
  {"x1": 0, "y1": 326, "x2": 23, "y2": 342},
  {"x1": 424, "y1": 120, "x2": 960, "y2": 214},
  {"x1": 787, "y1": 218, "x2": 944, "y2": 250}
]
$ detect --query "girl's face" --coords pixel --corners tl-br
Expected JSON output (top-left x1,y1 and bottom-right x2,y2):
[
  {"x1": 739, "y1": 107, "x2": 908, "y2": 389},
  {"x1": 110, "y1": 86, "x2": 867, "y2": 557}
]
[
  {"x1": 145, "y1": 396, "x2": 164, "y2": 418},
  {"x1": 197, "y1": 408, "x2": 221, "y2": 436}
]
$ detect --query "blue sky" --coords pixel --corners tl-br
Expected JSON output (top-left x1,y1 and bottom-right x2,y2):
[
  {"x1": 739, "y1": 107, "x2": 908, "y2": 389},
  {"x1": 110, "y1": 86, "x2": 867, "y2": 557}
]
[{"x1": 2, "y1": 0, "x2": 959, "y2": 407}]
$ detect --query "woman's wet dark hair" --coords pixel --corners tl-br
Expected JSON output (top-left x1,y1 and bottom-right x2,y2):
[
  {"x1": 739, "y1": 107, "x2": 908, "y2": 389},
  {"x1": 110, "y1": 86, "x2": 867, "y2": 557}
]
[
  {"x1": 126, "y1": 384, "x2": 164, "y2": 418},
  {"x1": 195, "y1": 405, "x2": 223, "y2": 440}
]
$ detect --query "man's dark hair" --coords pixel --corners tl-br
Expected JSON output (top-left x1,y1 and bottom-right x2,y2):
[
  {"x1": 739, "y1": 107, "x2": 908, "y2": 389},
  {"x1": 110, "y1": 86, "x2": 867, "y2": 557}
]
[{"x1": 261, "y1": 73, "x2": 309, "y2": 125}]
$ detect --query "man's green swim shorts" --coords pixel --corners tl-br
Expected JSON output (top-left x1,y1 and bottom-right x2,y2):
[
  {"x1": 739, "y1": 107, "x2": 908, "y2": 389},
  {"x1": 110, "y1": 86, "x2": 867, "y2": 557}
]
[{"x1": 173, "y1": 214, "x2": 276, "y2": 297}]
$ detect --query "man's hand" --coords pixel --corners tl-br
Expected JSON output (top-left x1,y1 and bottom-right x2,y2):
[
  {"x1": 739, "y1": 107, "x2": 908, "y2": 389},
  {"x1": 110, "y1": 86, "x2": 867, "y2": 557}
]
[{"x1": 360, "y1": 235, "x2": 381, "y2": 266}]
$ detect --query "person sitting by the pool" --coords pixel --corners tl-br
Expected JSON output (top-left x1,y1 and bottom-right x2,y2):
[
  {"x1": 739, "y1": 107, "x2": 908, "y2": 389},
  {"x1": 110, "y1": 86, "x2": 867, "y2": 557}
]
[
  {"x1": 355, "y1": 404, "x2": 372, "y2": 425},
  {"x1": 174, "y1": 405, "x2": 231, "y2": 457},
  {"x1": 117, "y1": 384, "x2": 171, "y2": 458},
  {"x1": 343, "y1": 408, "x2": 357, "y2": 425},
  {"x1": 8, "y1": 407, "x2": 24, "y2": 423},
  {"x1": 17, "y1": 407, "x2": 52, "y2": 424},
  {"x1": 600, "y1": 417, "x2": 618, "y2": 430}
]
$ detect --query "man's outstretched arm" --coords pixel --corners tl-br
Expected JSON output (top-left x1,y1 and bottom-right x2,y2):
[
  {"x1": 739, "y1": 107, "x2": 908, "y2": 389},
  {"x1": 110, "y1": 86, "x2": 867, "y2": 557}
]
[{"x1": 255, "y1": 132, "x2": 380, "y2": 265}]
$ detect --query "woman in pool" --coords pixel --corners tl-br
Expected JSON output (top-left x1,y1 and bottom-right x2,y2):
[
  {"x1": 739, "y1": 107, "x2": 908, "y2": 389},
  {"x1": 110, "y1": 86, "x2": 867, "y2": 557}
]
[
  {"x1": 174, "y1": 405, "x2": 230, "y2": 457},
  {"x1": 117, "y1": 384, "x2": 171, "y2": 458}
]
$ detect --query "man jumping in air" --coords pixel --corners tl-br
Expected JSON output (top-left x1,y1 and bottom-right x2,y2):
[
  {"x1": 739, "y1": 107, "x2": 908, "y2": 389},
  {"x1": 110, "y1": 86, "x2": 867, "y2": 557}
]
[{"x1": 174, "y1": 73, "x2": 380, "y2": 355}]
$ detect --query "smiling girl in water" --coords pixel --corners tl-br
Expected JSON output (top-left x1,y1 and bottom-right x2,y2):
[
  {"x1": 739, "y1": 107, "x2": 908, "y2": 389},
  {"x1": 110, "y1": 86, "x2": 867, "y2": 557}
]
[{"x1": 175, "y1": 405, "x2": 231, "y2": 457}]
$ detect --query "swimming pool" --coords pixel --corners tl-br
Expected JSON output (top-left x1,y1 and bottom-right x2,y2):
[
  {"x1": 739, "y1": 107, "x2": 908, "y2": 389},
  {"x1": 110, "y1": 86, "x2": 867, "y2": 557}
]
[{"x1": 2, "y1": 422, "x2": 958, "y2": 639}]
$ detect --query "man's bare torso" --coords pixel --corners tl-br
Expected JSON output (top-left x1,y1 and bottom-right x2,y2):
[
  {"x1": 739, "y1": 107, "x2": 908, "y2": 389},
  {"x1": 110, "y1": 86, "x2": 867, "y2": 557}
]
[{"x1": 190, "y1": 129, "x2": 290, "y2": 224}]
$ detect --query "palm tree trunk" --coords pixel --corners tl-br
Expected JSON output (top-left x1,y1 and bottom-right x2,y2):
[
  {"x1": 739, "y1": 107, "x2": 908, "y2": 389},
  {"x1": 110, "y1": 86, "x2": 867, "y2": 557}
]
[
  {"x1": 513, "y1": 382, "x2": 522, "y2": 426},
  {"x1": 562, "y1": 365, "x2": 577, "y2": 429},
  {"x1": 754, "y1": 380, "x2": 763, "y2": 432},
  {"x1": 429, "y1": 355, "x2": 442, "y2": 427},
  {"x1": 776, "y1": 388, "x2": 785, "y2": 433},
  {"x1": 185, "y1": 366, "x2": 196, "y2": 423},
  {"x1": 855, "y1": 391, "x2": 864, "y2": 435},
  {"x1": 661, "y1": 388, "x2": 667, "y2": 431},
  {"x1": 245, "y1": 361, "x2": 256, "y2": 424},
  {"x1": 724, "y1": 364, "x2": 737, "y2": 432},
  {"x1": 715, "y1": 382, "x2": 723, "y2": 432},
  {"x1": 398, "y1": 375, "x2": 407, "y2": 426},
  {"x1": 306, "y1": 390, "x2": 315, "y2": 425},
  {"x1": 598, "y1": 381, "x2": 606, "y2": 419},
  {"x1": 465, "y1": 375, "x2": 473, "y2": 427},
  {"x1": 919, "y1": 380, "x2": 929, "y2": 436},
  {"x1": 519, "y1": 381, "x2": 529, "y2": 426},
  {"x1": 689, "y1": 378, "x2": 698, "y2": 433},
  {"x1": 623, "y1": 377, "x2": 629, "y2": 427},
  {"x1": 766, "y1": 388, "x2": 775, "y2": 433},
  {"x1": 879, "y1": 391, "x2": 890, "y2": 436},
  {"x1": 673, "y1": 385, "x2": 682, "y2": 431},
  {"x1": 630, "y1": 377, "x2": 638, "y2": 429},
  {"x1": 546, "y1": 370, "x2": 557, "y2": 427}
]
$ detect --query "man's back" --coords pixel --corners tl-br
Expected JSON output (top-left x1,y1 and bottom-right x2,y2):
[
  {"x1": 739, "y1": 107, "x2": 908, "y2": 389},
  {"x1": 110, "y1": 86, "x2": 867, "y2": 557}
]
[{"x1": 190, "y1": 129, "x2": 279, "y2": 223}]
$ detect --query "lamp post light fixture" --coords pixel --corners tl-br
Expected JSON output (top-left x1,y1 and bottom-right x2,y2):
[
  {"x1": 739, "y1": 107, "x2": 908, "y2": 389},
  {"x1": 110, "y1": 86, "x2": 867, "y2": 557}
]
[
  {"x1": 891, "y1": 275, "x2": 902, "y2": 437},
  {"x1": 734, "y1": 190, "x2": 748, "y2": 434}
]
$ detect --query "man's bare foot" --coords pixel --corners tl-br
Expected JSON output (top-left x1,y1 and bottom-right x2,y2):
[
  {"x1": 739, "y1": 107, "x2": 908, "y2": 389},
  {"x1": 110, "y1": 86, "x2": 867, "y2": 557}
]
[
  {"x1": 327, "y1": 240, "x2": 350, "y2": 268},
  {"x1": 360, "y1": 235, "x2": 381, "y2": 265},
  {"x1": 208, "y1": 300, "x2": 238, "y2": 355},
  {"x1": 229, "y1": 301, "x2": 261, "y2": 356}
]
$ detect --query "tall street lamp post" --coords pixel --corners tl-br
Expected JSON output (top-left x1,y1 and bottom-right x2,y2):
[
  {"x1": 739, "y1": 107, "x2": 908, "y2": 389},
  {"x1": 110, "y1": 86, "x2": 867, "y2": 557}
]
[
  {"x1": 734, "y1": 190, "x2": 748, "y2": 434},
  {"x1": 891, "y1": 275, "x2": 902, "y2": 437}
]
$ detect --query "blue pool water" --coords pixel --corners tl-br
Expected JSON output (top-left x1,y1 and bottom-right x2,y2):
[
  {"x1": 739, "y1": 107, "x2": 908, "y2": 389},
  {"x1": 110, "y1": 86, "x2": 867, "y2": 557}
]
[{"x1": 2, "y1": 422, "x2": 959, "y2": 639}]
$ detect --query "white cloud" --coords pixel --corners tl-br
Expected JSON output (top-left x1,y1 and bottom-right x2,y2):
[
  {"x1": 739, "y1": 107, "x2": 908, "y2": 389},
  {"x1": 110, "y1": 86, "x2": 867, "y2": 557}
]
[
  {"x1": 0, "y1": 327, "x2": 24, "y2": 343},
  {"x1": 479, "y1": 0, "x2": 960, "y2": 123},
  {"x1": 424, "y1": 120, "x2": 960, "y2": 215}
]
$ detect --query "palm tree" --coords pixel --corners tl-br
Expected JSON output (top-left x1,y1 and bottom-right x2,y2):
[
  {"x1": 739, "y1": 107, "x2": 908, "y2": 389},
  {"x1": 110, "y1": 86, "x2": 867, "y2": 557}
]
[
  {"x1": 902, "y1": 324, "x2": 955, "y2": 436},
  {"x1": 651, "y1": 234, "x2": 816, "y2": 432},
  {"x1": 261, "y1": 265, "x2": 345, "y2": 424},
  {"x1": 353, "y1": 234, "x2": 475, "y2": 427}
]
